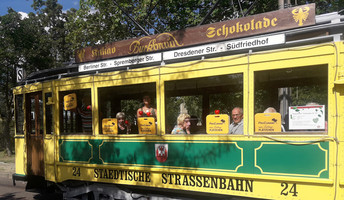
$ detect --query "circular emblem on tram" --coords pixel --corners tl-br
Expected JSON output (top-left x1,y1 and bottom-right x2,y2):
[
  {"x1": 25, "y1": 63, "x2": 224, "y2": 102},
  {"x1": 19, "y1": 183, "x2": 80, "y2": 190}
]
[{"x1": 155, "y1": 144, "x2": 168, "y2": 163}]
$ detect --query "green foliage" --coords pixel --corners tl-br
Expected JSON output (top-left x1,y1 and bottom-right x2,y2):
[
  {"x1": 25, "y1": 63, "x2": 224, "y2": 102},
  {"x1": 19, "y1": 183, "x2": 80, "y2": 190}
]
[
  {"x1": 210, "y1": 92, "x2": 243, "y2": 115},
  {"x1": 0, "y1": 0, "x2": 74, "y2": 152},
  {"x1": 296, "y1": 0, "x2": 343, "y2": 14},
  {"x1": 121, "y1": 99, "x2": 142, "y2": 124},
  {"x1": 290, "y1": 85, "x2": 327, "y2": 106},
  {"x1": 32, "y1": 0, "x2": 74, "y2": 68},
  {"x1": 64, "y1": 0, "x2": 285, "y2": 49},
  {"x1": 65, "y1": 0, "x2": 343, "y2": 50},
  {"x1": 165, "y1": 96, "x2": 202, "y2": 132}
]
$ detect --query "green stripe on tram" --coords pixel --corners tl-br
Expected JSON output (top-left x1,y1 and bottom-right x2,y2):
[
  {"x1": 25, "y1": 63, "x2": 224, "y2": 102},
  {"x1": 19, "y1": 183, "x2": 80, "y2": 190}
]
[{"x1": 59, "y1": 139, "x2": 329, "y2": 178}]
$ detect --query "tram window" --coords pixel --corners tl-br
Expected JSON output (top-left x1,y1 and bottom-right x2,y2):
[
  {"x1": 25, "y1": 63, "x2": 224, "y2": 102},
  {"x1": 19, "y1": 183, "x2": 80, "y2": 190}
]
[
  {"x1": 165, "y1": 74, "x2": 243, "y2": 134},
  {"x1": 254, "y1": 65, "x2": 328, "y2": 134},
  {"x1": 59, "y1": 89, "x2": 92, "y2": 135},
  {"x1": 98, "y1": 83, "x2": 156, "y2": 135},
  {"x1": 26, "y1": 93, "x2": 43, "y2": 135},
  {"x1": 45, "y1": 93, "x2": 54, "y2": 134},
  {"x1": 15, "y1": 94, "x2": 24, "y2": 135}
]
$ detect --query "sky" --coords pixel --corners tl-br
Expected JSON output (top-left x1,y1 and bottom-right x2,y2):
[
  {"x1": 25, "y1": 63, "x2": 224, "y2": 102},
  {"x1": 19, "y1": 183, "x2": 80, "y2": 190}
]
[{"x1": 0, "y1": 0, "x2": 79, "y2": 16}]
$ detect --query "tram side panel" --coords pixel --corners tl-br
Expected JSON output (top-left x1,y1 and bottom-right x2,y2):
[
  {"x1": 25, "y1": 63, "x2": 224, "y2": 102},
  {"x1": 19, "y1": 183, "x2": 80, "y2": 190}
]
[
  {"x1": 14, "y1": 136, "x2": 26, "y2": 176},
  {"x1": 56, "y1": 137, "x2": 333, "y2": 199}
]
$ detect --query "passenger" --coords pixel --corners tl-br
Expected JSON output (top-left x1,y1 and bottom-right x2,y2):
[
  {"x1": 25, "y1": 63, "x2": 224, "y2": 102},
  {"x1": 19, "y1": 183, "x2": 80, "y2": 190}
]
[
  {"x1": 116, "y1": 112, "x2": 130, "y2": 134},
  {"x1": 229, "y1": 107, "x2": 243, "y2": 135},
  {"x1": 171, "y1": 113, "x2": 191, "y2": 135},
  {"x1": 263, "y1": 107, "x2": 285, "y2": 132},
  {"x1": 306, "y1": 102, "x2": 319, "y2": 106},
  {"x1": 77, "y1": 94, "x2": 92, "y2": 134},
  {"x1": 137, "y1": 95, "x2": 157, "y2": 119},
  {"x1": 263, "y1": 107, "x2": 277, "y2": 113}
]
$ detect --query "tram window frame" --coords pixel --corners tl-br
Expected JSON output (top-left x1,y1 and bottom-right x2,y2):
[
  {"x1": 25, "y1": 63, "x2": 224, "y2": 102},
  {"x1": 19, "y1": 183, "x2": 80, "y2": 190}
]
[
  {"x1": 45, "y1": 93, "x2": 54, "y2": 135},
  {"x1": 15, "y1": 94, "x2": 24, "y2": 135},
  {"x1": 59, "y1": 89, "x2": 92, "y2": 135},
  {"x1": 26, "y1": 92, "x2": 43, "y2": 135},
  {"x1": 164, "y1": 73, "x2": 243, "y2": 135},
  {"x1": 254, "y1": 65, "x2": 328, "y2": 134},
  {"x1": 98, "y1": 82, "x2": 157, "y2": 135}
]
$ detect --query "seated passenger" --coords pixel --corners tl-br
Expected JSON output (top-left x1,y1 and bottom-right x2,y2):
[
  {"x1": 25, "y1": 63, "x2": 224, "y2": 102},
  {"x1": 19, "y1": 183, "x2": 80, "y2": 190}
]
[
  {"x1": 171, "y1": 114, "x2": 191, "y2": 135},
  {"x1": 229, "y1": 107, "x2": 243, "y2": 135},
  {"x1": 264, "y1": 107, "x2": 277, "y2": 113},
  {"x1": 116, "y1": 112, "x2": 131, "y2": 134},
  {"x1": 263, "y1": 107, "x2": 285, "y2": 132},
  {"x1": 77, "y1": 94, "x2": 92, "y2": 134},
  {"x1": 137, "y1": 95, "x2": 157, "y2": 118}
]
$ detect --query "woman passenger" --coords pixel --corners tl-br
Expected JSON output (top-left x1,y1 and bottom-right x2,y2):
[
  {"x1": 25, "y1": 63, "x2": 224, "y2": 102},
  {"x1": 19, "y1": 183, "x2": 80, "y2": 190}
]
[
  {"x1": 137, "y1": 95, "x2": 157, "y2": 118},
  {"x1": 116, "y1": 112, "x2": 130, "y2": 134},
  {"x1": 171, "y1": 113, "x2": 191, "y2": 134}
]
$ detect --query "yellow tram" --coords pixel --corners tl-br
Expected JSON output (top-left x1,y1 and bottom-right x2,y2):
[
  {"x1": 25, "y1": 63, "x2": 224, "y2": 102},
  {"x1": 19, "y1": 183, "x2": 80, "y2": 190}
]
[{"x1": 12, "y1": 4, "x2": 344, "y2": 199}]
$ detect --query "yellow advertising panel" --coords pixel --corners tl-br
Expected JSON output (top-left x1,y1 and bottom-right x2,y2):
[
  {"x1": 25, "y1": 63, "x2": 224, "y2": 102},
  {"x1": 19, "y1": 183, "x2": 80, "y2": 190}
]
[
  {"x1": 102, "y1": 118, "x2": 118, "y2": 134},
  {"x1": 206, "y1": 114, "x2": 229, "y2": 134},
  {"x1": 64, "y1": 93, "x2": 77, "y2": 110},
  {"x1": 137, "y1": 117, "x2": 156, "y2": 134},
  {"x1": 255, "y1": 113, "x2": 282, "y2": 132}
]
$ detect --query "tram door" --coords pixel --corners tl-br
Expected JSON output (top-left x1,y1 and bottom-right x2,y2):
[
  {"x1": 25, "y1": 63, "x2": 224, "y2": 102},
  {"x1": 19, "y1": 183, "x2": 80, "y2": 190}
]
[{"x1": 26, "y1": 92, "x2": 44, "y2": 177}]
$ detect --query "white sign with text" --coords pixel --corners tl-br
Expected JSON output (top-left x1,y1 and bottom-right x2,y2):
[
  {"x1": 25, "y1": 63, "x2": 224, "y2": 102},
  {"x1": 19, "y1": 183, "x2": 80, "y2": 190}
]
[
  {"x1": 289, "y1": 105, "x2": 325, "y2": 130},
  {"x1": 79, "y1": 53, "x2": 161, "y2": 72},
  {"x1": 163, "y1": 34, "x2": 285, "y2": 60}
]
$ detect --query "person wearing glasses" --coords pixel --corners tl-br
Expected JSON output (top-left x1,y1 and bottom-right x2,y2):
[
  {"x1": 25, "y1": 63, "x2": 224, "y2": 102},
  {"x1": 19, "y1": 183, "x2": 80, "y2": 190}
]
[
  {"x1": 171, "y1": 113, "x2": 191, "y2": 135},
  {"x1": 229, "y1": 107, "x2": 243, "y2": 134}
]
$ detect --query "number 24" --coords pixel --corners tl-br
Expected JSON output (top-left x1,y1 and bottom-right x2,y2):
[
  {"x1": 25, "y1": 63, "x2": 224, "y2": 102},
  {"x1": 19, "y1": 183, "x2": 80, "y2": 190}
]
[
  {"x1": 281, "y1": 182, "x2": 298, "y2": 196},
  {"x1": 72, "y1": 167, "x2": 80, "y2": 177}
]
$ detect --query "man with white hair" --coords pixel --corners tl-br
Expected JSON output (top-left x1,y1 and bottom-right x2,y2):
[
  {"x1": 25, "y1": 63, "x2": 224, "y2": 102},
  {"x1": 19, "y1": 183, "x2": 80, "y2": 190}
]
[{"x1": 229, "y1": 107, "x2": 243, "y2": 134}]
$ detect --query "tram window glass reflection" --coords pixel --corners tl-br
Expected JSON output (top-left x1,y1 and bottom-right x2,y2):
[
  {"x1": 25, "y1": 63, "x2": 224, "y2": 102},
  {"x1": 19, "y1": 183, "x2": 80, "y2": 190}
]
[
  {"x1": 59, "y1": 89, "x2": 92, "y2": 135},
  {"x1": 15, "y1": 94, "x2": 24, "y2": 135},
  {"x1": 254, "y1": 65, "x2": 328, "y2": 133},
  {"x1": 165, "y1": 74, "x2": 243, "y2": 134},
  {"x1": 45, "y1": 93, "x2": 54, "y2": 134},
  {"x1": 98, "y1": 83, "x2": 156, "y2": 135}
]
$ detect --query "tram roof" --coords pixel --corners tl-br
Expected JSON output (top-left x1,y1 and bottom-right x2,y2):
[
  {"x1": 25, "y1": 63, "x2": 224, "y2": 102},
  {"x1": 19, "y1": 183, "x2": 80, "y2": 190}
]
[{"x1": 21, "y1": 10, "x2": 344, "y2": 85}]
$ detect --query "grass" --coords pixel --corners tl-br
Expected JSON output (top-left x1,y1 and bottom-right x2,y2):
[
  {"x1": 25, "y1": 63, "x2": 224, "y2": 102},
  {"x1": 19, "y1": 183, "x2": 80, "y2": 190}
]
[{"x1": 0, "y1": 150, "x2": 15, "y2": 163}]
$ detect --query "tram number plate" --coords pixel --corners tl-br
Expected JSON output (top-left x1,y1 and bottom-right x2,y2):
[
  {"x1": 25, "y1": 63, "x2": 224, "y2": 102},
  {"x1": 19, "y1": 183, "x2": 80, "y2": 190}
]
[
  {"x1": 281, "y1": 182, "x2": 298, "y2": 196},
  {"x1": 72, "y1": 167, "x2": 81, "y2": 177}
]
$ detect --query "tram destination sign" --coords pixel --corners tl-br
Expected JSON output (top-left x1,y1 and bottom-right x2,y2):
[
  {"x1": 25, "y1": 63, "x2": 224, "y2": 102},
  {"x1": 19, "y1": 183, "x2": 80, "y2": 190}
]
[
  {"x1": 78, "y1": 53, "x2": 161, "y2": 72},
  {"x1": 75, "y1": 4, "x2": 315, "y2": 63},
  {"x1": 163, "y1": 34, "x2": 285, "y2": 60}
]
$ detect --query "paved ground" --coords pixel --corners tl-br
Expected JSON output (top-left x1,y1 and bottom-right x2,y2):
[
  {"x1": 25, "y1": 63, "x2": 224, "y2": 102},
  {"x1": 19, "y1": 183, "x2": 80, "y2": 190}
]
[{"x1": 0, "y1": 161, "x2": 15, "y2": 181}]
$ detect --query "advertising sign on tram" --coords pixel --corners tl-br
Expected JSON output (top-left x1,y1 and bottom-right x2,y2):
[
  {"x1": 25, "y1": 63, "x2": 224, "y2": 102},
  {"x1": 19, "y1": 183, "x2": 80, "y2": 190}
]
[
  {"x1": 102, "y1": 118, "x2": 118, "y2": 134},
  {"x1": 206, "y1": 114, "x2": 230, "y2": 134},
  {"x1": 289, "y1": 105, "x2": 325, "y2": 130},
  {"x1": 138, "y1": 117, "x2": 156, "y2": 134},
  {"x1": 255, "y1": 113, "x2": 282, "y2": 132}
]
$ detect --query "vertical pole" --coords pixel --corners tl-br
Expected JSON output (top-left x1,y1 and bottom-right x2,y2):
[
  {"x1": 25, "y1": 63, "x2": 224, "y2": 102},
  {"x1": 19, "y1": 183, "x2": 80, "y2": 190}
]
[{"x1": 278, "y1": 0, "x2": 284, "y2": 9}]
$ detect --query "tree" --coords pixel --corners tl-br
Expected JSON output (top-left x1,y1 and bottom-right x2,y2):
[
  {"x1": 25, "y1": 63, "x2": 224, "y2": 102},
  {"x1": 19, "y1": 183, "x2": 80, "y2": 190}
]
[
  {"x1": 0, "y1": 1, "x2": 72, "y2": 155},
  {"x1": 0, "y1": 9, "x2": 27, "y2": 155},
  {"x1": 66, "y1": 0, "x2": 263, "y2": 50},
  {"x1": 32, "y1": 0, "x2": 74, "y2": 67},
  {"x1": 66, "y1": 0, "x2": 343, "y2": 50}
]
